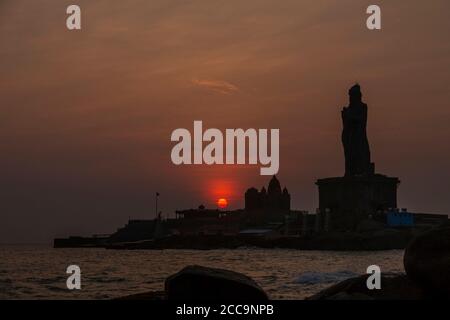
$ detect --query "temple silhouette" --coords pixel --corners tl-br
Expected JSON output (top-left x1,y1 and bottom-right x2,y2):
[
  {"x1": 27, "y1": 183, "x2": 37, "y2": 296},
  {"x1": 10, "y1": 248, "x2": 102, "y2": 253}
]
[
  {"x1": 316, "y1": 84, "x2": 400, "y2": 231},
  {"x1": 245, "y1": 176, "x2": 291, "y2": 211}
]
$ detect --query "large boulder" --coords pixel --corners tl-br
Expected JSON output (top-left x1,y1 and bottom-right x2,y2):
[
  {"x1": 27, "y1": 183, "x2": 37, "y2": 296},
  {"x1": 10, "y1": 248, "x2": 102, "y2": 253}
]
[
  {"x1": 165, "y1": 265, "x2": 268, "y2": 300},
  {"x1": 404, "y1": 226, "x2": 450, "y2": 297}
]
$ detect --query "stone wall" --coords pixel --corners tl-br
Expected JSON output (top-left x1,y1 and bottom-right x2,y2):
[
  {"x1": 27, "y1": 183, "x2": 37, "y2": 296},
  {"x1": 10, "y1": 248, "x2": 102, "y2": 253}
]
[{"x1": 316, "y1": 174, "x2": 400, "y2": 231}]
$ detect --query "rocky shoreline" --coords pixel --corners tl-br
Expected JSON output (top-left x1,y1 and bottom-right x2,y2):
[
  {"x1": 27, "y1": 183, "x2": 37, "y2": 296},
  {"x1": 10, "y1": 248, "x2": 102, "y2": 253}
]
[{"x1": 116, "y1": 227, "x2": 450, "y2": 300}]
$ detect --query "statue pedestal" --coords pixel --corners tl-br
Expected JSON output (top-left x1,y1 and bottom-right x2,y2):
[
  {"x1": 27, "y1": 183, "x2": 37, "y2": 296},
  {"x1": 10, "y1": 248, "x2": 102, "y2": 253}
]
[{"x1": 316, "y1": 174, "x2": 400, "y2": 231}]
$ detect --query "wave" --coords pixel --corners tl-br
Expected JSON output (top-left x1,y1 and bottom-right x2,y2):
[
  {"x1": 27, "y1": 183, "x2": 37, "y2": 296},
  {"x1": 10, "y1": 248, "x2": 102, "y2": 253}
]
[
  {"x1": 88, "y1": 276, "x2": 127, "y2": 283},
  {"x1": 295, "y1": 271, "x2": 358, "y2": 285}
]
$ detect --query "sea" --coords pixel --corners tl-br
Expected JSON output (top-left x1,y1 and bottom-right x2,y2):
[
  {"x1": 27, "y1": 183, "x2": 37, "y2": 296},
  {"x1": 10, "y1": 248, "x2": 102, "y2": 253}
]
[{"x1": 0, "y1": 245, "x2": 404, "y2": 299}]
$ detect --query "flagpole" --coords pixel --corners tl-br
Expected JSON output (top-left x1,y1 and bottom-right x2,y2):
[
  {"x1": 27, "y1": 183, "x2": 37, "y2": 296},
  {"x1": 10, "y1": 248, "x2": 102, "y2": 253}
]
[{"x1": 155, "y1": 192, "x2": 158, "y2": 220}]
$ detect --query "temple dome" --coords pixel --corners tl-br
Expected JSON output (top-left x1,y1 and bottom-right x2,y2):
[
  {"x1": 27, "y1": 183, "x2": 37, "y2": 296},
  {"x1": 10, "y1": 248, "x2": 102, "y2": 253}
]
[{"x1": 268, "y1": 175, "x2": 281, "y2": 195}]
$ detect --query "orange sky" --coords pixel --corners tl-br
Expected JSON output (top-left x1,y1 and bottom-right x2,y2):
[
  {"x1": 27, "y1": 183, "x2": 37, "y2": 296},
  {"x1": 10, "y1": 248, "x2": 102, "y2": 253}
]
[{"x1": 1, "y1": 0, "x2": 449, "y2": 242}]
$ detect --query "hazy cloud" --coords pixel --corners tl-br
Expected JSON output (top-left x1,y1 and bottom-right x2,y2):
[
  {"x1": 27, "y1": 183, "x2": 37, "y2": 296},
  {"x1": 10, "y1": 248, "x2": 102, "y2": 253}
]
[{"x1": 191, "y1": 78, "x2": 239, "y2": 94}]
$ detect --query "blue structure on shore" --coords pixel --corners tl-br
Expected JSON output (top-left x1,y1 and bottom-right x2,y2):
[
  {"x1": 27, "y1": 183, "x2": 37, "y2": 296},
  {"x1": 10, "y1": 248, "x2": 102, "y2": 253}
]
[{"x1": 386, "y1": 209, "x2": 414, "y2": 227}]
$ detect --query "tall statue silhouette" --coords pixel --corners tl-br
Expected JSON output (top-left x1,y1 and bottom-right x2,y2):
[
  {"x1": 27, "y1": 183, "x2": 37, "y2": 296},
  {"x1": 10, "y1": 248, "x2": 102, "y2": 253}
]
[{"x1": 341, "y1": 84, "x2": 374, "y2": 176}]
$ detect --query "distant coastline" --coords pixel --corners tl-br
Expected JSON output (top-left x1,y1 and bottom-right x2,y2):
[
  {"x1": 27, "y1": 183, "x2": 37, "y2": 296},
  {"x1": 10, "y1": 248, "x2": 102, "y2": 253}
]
[{"x1": 55, "y1": 228, "x2": 419, "y2": 251}]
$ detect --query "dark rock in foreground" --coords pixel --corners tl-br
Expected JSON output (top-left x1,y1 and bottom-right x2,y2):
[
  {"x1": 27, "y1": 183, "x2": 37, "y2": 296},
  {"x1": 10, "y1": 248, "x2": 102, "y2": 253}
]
[
  {"x1": 404, "y1": 226, "x2": 450, "y2": 298},
  {"x1": 308, "y1": 273, "x2": 425, "y2": 300},
  {"x1": 165, "y1": 265, "x2": 268, "y2": 301},
  {"x1": 117, "y1": 265, "x2": 268, "y2": 300}
]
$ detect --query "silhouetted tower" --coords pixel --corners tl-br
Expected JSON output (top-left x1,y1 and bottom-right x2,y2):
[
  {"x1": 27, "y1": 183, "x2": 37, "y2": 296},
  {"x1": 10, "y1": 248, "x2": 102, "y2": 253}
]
[
  {"x1": 341, "y1": 84, "x2": 375, "y2": 176},
  {"x1": 244, "y1": 187, "x2": 259, "y2": 211},
  {"x1": 282, "y1": 187, "x2": 291, "y2": 210}
]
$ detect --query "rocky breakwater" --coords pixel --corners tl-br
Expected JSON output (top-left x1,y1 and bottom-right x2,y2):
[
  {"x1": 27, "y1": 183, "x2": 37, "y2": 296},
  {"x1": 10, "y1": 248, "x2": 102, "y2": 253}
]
[{"x1": 309, "y1": 226, "x2": 450, "y2": 300}]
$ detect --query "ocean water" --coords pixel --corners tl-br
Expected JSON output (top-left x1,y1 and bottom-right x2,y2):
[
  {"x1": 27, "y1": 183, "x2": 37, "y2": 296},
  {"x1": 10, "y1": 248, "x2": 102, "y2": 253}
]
[{"x1": 0, "y1": 246, "x2": 404, "y2": 299}]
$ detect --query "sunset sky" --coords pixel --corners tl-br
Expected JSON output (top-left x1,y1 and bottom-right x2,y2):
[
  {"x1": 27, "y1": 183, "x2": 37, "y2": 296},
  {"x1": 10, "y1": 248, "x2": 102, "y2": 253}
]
[{"x1": 1, "y1": 0, "x2": 449, "y2": 243}]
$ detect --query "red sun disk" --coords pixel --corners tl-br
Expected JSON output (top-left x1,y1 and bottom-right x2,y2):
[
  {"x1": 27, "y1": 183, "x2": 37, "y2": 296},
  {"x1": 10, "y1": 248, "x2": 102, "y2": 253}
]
[{"x1": 217, "y1": 198, "x2": 228, "y2": 209}]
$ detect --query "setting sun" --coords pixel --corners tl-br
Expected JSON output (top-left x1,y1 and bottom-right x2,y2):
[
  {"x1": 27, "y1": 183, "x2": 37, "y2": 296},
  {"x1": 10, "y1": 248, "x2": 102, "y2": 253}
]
[{"x1": 217, "y1": 198, "x2": 228, "y2": 209}]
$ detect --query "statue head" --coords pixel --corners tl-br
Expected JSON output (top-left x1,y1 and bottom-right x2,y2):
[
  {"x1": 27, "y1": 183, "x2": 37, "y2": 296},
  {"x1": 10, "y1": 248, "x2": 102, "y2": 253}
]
[{"x1": 348, "y1": 83, "x2": 362, "y2": 104}]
